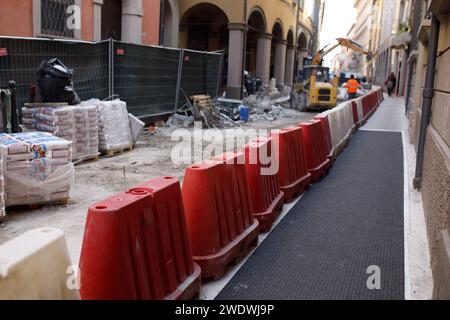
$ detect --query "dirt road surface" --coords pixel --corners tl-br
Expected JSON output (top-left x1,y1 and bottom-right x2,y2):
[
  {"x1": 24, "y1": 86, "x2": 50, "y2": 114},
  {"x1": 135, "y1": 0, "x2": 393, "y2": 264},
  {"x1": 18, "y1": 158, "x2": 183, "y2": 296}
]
[{"x1": 0, "y1": 111, "x2": 317, "y2": 266}]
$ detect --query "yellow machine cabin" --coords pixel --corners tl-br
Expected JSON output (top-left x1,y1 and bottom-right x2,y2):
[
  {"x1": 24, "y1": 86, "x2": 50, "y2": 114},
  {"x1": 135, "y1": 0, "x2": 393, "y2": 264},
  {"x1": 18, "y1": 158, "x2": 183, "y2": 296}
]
[{"x1": 292, "y1": 38, "x2": 371, "y2": 111}]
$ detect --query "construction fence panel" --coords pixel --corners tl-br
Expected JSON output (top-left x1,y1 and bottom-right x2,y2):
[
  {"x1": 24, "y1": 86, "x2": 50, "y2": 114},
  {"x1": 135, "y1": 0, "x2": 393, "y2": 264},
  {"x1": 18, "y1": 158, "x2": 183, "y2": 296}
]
[
  {"x1": 113, "y1": 42, "x2": 182, "y2": 117},
  {"x1": 179, "y1": 50, "x2": 223, "y2": 105},
  {"x1": 0, "y1": 37, "x2": 110, "y2": 112},
  {"x1": 0, "y1": 37, "x2": 223, "y2": 119}
]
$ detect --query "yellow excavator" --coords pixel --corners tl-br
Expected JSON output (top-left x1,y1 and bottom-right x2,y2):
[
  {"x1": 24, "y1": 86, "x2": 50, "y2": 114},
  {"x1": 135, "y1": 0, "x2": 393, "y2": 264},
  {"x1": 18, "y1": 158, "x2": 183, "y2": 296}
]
[{"x1": 293, "y1": 38, "x2": 371, "y2": 111}]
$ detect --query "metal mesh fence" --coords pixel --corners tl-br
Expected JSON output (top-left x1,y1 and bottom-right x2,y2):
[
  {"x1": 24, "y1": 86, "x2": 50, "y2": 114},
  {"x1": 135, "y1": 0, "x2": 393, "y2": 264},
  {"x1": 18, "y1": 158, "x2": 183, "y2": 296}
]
[
  {"x1": 113, "y1": 42, "x2": 181, "y2": 117},
  {"x1": 0, "y1": 37, "x2": 110, "y2": 112},
  {"x1": 179, "y1": 50, "x2": 223, "y2": 105},
  {"x1": 0, "y1": 37, "x2": 223, "y2": 119}
]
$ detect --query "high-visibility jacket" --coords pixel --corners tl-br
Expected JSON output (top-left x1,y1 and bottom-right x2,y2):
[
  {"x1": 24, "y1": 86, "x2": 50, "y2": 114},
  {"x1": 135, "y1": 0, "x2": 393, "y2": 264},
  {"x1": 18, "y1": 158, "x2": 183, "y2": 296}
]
[{"x1": 346, "y1": 79, "x2": 359, "y2": 94}]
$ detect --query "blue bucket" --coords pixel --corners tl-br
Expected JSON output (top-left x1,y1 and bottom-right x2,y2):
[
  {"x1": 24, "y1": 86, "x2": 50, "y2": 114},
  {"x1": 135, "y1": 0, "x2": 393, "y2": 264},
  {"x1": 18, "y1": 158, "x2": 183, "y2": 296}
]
[{"x1": 239, "y1": 105, "x2": 250, "y2": 122}]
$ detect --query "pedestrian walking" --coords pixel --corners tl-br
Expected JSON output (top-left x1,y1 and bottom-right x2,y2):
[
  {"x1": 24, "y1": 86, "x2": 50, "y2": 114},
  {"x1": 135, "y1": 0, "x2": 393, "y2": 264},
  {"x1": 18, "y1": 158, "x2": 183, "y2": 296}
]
[
  {"x1": 385, "y1": 72, "x2": 397, "y2": 97},
  {"x1": 344, "y1": 74, "x2": 360, "y2": 100}
]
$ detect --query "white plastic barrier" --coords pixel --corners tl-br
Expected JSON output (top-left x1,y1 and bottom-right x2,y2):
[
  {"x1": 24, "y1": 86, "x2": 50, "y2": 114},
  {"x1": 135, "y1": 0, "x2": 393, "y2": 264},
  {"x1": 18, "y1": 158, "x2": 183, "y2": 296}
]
[
  {"x1": 0, "y1": 228, "x2": 80, "y2": 300},
  {"x1": 321, "y1": 101, "x2": 355, "y2": 150},
  {"x1": 355, "y1": 98, "x2": 364, "y2": 125}
]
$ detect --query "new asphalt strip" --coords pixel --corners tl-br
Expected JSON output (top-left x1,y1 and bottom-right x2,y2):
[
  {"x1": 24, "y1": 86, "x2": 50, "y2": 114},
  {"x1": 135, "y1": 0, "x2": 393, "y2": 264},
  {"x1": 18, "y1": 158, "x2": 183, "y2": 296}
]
[{"x1": 217, "y1": 130, "x2": 404, "y2": 300}]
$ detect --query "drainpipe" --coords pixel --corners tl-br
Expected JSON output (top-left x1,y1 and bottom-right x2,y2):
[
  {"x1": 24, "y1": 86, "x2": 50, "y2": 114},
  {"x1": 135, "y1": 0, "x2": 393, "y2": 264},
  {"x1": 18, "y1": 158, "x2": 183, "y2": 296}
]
[
  {"x1": 413, "y1": 14, "x2": 440, "y2": 190},
  {"x1": 240, "y1": 0, "x2": 248, "y2": 100},
  {"x1": 159, "y1": 0, "x2": 165, "y2": 46}
]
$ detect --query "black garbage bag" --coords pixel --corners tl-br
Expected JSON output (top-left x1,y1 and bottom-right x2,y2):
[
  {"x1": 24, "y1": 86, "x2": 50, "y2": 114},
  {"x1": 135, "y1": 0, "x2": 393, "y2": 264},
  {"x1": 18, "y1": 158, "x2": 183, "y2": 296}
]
[{"x1": 37, "y1": 58, "x2": 81, "y2": 105}]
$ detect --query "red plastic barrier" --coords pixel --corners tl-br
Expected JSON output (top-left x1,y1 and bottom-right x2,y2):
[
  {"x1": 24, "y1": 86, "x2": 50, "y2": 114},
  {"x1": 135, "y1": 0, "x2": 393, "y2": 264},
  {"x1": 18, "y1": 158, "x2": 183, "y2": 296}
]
[
  {"x1": 271, "y1": 127, "x2": 311, "y2": 203},
  {"x1": 362, "y1": 95, "x2": 371, "y2": 118},
  {"x1": 242, "y1": 137, "x2": 284, "y2": 233},
  {"x1": 79, "y1": 177, "x2": 201, "y2": 300},
  {"x1": 313, "y1": 114, "x2": 334, "y2": 162},
  {"x1": 350, "y1": 101, "x2": 359, "y2": 127},
  {"x1": 182, "y1": 152, "x2": 259, "y2": 280},
  {"x1": 300, "y1": 121, "x2": 331, "y2": 182}
]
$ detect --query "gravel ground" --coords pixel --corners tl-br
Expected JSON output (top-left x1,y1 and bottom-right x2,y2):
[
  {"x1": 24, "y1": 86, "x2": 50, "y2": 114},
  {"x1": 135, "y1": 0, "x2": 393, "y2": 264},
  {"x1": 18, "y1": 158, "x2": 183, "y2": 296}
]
[{"x1": 0, "y1": 110, "x2": 317, "y2": 266}]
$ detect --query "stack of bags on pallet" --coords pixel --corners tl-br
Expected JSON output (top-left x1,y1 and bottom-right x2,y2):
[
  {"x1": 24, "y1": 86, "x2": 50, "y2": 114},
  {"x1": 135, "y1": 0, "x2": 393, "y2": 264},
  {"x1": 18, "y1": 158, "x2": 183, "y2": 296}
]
[
  {"x1": 97, "y1": 99, "x2": 134, "y2": 153},
  {"x1": 22, "y1": 104, "x2": 99, "y2": 160},
  {"x1": 0, "y1": 132, "x2": 74, "y2": 207},
  {"x1": 73, "y1": 104, "x2": 99, "y2": 159},
  {"x1": 22, "y1": 105, "x2": 75, "y2": 144}
]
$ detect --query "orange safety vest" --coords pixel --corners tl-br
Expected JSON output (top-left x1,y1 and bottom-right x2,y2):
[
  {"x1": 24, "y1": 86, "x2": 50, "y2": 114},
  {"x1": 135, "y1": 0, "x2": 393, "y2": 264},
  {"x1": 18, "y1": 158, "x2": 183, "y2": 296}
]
[{"x1": 346, "y1": 79, "x2": 359, "y2": 94}]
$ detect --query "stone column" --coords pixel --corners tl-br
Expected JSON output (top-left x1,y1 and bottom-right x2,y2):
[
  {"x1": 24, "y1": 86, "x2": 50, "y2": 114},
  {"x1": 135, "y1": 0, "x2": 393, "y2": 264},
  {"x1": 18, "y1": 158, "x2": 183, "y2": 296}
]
[
  {"x1": 226, "y1": 23, "x2": 246, "y2": 99},
  {"x1": 256, "y1": 33, "x2": 272, "y2": 85},
  {"x1": 121, "y1": 0, "x2": 143, "y2": 44},
  {"x1": 93, "y1": 0, "x2": 103, "y2": 41},
  {"x1": 284, "y1": 44, "x2": 296, "y2": 86},
  {"x1": 274, "y1": 39, "x2": 287, "y2": 90}
]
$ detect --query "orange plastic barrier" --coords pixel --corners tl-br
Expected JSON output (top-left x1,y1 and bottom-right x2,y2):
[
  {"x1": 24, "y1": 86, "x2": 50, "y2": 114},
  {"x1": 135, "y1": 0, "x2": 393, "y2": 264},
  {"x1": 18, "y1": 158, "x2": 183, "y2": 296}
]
[
  {"x1": 271, "y1": 127, "x2": 311, "y2": 203},
  {"x1": 79, "y1": 177, "x2": 201, "y2": 300},
  {"x1": 242, "y1": 137, "x2": 284, "y2": 233},
  {"x1": 300, "y1": 121, "x2": 331, "y2": 182},
  {"x1": 182, "y1": 152, "x2": 259, "y2": 280}
]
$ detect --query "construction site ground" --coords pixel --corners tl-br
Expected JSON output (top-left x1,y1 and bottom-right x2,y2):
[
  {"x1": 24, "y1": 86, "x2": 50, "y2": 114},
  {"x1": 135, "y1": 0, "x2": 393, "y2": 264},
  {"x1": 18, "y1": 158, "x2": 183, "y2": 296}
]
[{"x1": 0, "y1": 110, "x2": 318, "y2": 267}]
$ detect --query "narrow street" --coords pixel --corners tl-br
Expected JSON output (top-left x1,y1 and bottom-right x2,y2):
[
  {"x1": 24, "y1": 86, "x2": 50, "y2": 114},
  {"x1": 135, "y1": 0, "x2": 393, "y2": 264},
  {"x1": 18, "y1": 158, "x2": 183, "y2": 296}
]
[
  {"x1": 0, "y1": 0, "x2": 449, "y2": 307},
  {"x1": 0, "y1": 112, "x2": 318, "y2": 267}
]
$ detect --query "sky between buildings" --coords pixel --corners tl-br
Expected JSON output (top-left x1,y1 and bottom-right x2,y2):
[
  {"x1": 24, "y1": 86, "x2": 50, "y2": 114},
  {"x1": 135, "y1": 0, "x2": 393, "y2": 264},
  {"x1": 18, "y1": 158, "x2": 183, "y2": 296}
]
[{"x1": 320, "y1": 0, "x2": 357, "y2": 68}]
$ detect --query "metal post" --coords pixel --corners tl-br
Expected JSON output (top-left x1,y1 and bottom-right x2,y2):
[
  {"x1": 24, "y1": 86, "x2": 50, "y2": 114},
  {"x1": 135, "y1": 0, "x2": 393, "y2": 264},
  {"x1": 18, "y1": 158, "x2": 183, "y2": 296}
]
[
  {"x1": 414, "y1": 14, "x2": 440, "y2": 190},
  {"x1": 240, "y1": 0, "x2": 248, "y2": 100},
  {"x1": 174, "y1": 48, "x2": 184, "y2": 111},
  {"x1": 9, "y1": 80, "x2": 19, "y2": 133},
  {"x1": 109, "y1": 38, "x2": 114, "y2": 99},
  {"x1": 216, "y1": 54, "x2": 224, "y2": 98},
  {"x1": 0, "y1": 90, "x2": 7, "y2": 133}
]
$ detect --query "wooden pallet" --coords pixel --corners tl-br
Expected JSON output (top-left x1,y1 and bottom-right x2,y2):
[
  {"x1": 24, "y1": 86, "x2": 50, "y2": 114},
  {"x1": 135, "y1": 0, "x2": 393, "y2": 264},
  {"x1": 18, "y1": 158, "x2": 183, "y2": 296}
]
[
  {"x1": 27, "y1": 198, "x2": 70, "y2": 210},
  {"x1": 190, "y1": 95, "x2": 213, "y2": 107},
  {"x1": 73, "y1": 154, "x2": 100, "y2": 166},
  {"x1": 104, "y1": 145, "x2": 134, "y2": 157}
]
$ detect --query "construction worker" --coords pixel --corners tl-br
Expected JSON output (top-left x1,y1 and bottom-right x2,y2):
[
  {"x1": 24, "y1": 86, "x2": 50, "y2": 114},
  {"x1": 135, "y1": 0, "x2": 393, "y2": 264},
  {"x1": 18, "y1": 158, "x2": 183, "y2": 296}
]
[{"x1": 344, "y1": 74, "x2": 360, "y2": 100}]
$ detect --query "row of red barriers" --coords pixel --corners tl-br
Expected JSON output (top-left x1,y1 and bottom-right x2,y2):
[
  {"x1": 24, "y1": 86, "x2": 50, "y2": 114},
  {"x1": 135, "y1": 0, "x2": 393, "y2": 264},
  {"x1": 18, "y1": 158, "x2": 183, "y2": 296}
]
[
  {"x1": 182, "y1": 153, "x2": 260, "y2": 280},
  {"x1": 272, "y1": 127, "x2": 311, "y2": 203},
  {"x1": 79, "y1": 176, "x2": 201, "y2": 300},
  {"x1": 78, "y1": 88, "x2": 384, "y2": 300},
  {"x1": 350, "y1": 88, "x2": 383, "y2": 129}
]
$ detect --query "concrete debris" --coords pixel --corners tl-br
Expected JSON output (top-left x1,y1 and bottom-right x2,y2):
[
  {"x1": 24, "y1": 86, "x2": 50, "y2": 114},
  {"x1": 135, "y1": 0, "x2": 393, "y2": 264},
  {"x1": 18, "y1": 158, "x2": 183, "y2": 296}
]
[{"x1": 169, "y1": 87, "x2": 298, "y2": 129}]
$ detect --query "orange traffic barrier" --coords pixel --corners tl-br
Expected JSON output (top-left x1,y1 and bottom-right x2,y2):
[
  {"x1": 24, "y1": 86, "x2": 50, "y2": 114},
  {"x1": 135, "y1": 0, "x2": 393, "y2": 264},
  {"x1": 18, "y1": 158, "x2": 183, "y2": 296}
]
[
  {"x1": 271, "y1": 127, "x2": 311, "y2": 203},
  {"x1": 242, "y1": 137, "x2": 284, "y2": 233},
  {"x1": 79, "y1": 176, "x2": 201, "y2": 300},
  {"x1": 300, "y1": 121, "x2": 331, "y2": 182},
  {"x1": 182, "y1": 152, "x2": 259, "y2": 280}
]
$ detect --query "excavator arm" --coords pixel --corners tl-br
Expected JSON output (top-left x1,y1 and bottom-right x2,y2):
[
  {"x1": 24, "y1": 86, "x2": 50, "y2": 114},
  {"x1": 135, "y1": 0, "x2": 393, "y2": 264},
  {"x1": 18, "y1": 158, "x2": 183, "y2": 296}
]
[{"x1": 312, "y1": 38, "x2": 370, "y2": 65}]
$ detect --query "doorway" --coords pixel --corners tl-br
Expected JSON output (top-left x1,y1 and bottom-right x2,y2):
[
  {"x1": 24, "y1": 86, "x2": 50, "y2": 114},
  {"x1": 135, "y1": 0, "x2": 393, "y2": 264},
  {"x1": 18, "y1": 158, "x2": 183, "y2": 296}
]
[{"x1": 101, "y1": 0, "x2": 122, "y2": 40}]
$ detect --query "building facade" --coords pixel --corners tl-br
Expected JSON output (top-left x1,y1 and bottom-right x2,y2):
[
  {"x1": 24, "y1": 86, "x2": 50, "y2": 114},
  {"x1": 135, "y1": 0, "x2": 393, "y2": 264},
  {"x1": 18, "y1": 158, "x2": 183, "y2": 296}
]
[
  {"x1": 175, "y1": 0, "x2": 318, "y2": 98},
  {"x1": 0, "y1": 0, "x2": 321, "y2": 99},
  {"x1": 0, "y1": 0, "x2": 161, "y2": 45},
  {"x1": 405, "y1": 0, "x2": 450, "y2": 299},
  {"x1": 366, "y1": 0, "x2": 413, "y2": 96},
  {"x1": 345, "y1": 0, "x2": 372, "y2": 75}
]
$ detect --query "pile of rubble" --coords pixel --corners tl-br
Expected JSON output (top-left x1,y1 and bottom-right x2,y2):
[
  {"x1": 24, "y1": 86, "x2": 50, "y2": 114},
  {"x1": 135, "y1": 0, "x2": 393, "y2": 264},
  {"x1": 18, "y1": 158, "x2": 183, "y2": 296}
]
[{"x1": 168, "y1": 79, "x2": 297, "y2": 129}]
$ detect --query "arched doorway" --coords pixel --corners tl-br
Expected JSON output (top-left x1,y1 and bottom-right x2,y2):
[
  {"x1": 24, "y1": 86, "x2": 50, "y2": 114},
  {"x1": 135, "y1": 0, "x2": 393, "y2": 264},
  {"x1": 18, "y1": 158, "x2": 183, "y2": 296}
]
[
  {"x1": 270, "y1": 22, "x2": 283, "y2": 79},
  {"x1": 270, "y1": 21, "x2": 285, "y2": 86},
  {"x1": 101, "y1": 0, "x2": 122, "y2": 40},
  {"x1": 285, "y1": 29, "x2": 295, "y2": 85},
  {"x1": 180, "y1": 3, "x2": 229, "y2": 52},
  {"x1": 161, "y1": 0, "x2": 179, "y2": 47},
  {"x1": 297, "y1": 32, "x2": 309, "y2": 70},
  {"x1": 246, "y1": 8, "x2": 267, "y2": 80}
]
